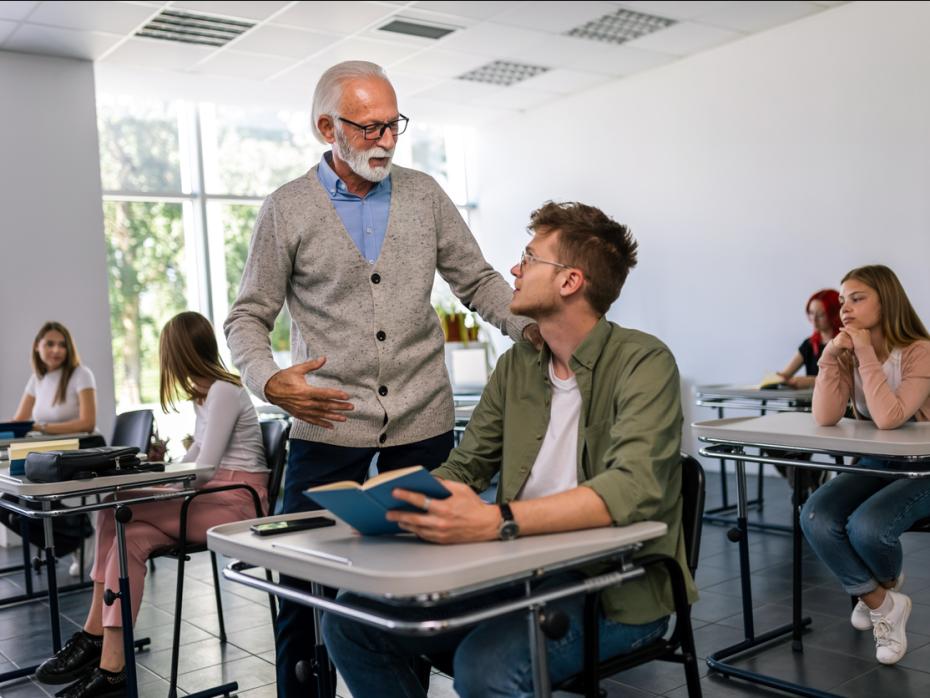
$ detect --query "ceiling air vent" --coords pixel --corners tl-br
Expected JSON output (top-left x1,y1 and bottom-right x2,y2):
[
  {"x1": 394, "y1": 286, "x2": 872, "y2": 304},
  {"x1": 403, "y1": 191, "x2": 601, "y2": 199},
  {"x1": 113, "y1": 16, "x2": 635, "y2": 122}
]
[
  {"x1": 379, "y1": 18, "x2": 456, "y2": 40},
  {"x1": 457, "y1": 60, "x2": 549, "y2": 87},
  {"x1": 566, "y1": 7, "x2": 675, "y2": 45},
  {"x1": 136, "y1": 9, "x2": 255, "y2": 47}
]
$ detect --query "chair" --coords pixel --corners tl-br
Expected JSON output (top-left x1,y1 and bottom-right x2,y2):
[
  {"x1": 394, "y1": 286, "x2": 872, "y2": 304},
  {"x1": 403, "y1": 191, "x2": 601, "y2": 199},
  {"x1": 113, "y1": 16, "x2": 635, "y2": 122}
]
[
  {"x1": 110, "y1": 409, "x2": 155, "y2": 451},
  {"x1": 149, "y1": 417, "x2": 290, "y2": 698},
  {"x1": 556, "y1": 453, "x2": 705, "y2": 698},
  {"x1": 426, "y1": 454, "x2": 705, "y2": 698}
]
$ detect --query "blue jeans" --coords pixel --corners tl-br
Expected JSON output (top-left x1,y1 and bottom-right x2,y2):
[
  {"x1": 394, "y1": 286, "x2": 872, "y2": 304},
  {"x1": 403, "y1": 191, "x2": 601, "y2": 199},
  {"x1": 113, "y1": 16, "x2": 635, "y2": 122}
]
[
  {"x1": 800, "y1": 459, "x2": 930, "y2": 596},
  {"x1": 275, "y1": 432, "x2": 453, "y2": 698},
  {"x1": 322, "y1": 572, "x2": 669, "y2": 698}
]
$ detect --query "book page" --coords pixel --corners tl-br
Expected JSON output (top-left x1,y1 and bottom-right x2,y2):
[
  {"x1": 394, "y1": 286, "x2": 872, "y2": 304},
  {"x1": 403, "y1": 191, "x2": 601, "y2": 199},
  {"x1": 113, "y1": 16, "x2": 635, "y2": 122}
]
[
  {"x1": 306, "y1": 480, "x2": 363, "y2": 493},
  {"x1": 362, "y1": 465, "x2": 425, "y2": 490}
]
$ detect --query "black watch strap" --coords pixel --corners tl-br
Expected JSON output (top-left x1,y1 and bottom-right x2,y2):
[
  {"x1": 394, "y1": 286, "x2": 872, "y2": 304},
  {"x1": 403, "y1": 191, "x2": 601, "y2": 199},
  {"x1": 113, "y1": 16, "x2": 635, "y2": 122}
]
[{"x1": 498, "y1": 502, "x2": 519, "y2": 540}]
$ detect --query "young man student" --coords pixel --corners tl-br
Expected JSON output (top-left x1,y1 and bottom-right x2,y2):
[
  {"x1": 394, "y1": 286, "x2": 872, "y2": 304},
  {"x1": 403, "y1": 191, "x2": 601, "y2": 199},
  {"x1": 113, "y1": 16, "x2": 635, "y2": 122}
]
[{"x1": 322, "y1": 201, "x2": 697, "y2": 697}]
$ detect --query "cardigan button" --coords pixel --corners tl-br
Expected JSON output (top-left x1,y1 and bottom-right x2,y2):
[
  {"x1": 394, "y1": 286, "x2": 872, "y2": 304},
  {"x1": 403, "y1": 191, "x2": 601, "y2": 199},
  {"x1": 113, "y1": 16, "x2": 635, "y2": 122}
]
[
  {"x1": 379, "y1": 385, "x2": 388, "y2": 396},
  {"x1": 371, "y1": 273, "x2": 381, "y2": 284},
  {"x1": 379, "y1": 433, "x2": 387, "y2": 444},
  {"x1": 376, "y1": 331, "x2": 386, "y2": 341}
]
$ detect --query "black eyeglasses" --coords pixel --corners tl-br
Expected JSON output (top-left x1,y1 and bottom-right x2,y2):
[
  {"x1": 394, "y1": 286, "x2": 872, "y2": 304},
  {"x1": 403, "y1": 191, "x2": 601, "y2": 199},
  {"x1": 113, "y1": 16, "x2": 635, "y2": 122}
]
[{"x1": 337, "y1": 114, "x2": 409, "y2": 140}]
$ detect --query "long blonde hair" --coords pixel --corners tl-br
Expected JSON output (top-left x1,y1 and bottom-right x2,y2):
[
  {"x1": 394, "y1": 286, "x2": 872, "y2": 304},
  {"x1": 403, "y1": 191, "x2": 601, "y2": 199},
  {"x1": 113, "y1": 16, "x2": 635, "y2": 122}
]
[
  {"x1": 159, "y1": 311, "x2": 241, "y2": 412},
  {"x1": 32, "y1": 321, "x2": 81, "y2": 406}
]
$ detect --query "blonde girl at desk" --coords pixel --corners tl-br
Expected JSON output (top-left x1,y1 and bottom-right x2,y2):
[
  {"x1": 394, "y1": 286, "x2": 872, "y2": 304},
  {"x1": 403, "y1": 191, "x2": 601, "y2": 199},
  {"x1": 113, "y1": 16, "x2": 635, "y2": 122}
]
[
  {"x1": 12, "y1": 321, "x2": 97, "y2": 436},
  {"x1": 802, "y1": 264, "x2": 930, "y2": 666},
  {"x1": 34, "y1": 311, "x2": 268, "y2": 698}
]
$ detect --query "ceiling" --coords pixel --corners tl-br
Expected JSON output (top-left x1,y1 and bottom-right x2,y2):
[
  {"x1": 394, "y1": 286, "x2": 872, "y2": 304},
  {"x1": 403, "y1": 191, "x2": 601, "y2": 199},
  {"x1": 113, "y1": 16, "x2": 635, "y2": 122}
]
[{"x1": 1, "y1": 1, "x2": 846, "y2": 124}]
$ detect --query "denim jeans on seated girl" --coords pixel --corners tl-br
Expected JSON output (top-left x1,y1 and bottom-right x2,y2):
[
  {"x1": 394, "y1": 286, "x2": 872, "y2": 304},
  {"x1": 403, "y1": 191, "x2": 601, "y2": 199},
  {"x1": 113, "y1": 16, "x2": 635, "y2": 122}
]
[{"x1": 800, "y1": 457, "x2": 930, "y2": 596}]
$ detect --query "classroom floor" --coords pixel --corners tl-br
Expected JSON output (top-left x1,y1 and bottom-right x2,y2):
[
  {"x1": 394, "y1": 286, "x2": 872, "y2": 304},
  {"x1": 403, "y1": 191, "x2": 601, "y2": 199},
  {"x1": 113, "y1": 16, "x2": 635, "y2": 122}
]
[{"x1": 1, "y1": 472, "x2": 930, "y2": 697}]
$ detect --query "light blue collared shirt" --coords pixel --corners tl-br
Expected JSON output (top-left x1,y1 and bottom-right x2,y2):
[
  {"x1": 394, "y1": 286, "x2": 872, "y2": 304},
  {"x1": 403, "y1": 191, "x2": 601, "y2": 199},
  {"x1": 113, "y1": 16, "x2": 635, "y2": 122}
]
[{"x1": 317, "y1": 152, "x2": 392, "y2": 265}]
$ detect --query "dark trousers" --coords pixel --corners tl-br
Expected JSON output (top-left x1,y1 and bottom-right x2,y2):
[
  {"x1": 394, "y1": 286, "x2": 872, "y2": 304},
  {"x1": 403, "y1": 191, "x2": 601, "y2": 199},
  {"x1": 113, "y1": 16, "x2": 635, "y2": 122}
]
[{"x1": 274, "y1": 430, "x2": 454, "y2": 698}]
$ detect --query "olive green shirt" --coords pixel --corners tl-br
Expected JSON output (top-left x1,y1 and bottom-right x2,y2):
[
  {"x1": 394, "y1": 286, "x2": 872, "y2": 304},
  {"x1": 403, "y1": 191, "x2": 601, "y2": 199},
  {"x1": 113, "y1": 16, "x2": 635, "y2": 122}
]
[{"x1": 433, "y1": 317, "x2": 698, "y2": 625}]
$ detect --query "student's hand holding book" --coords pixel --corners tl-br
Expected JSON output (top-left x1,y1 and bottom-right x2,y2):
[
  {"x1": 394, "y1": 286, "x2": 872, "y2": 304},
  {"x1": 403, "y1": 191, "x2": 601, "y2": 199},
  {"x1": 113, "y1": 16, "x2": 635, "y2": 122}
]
[{"x1": 388, "y1": 480, "x2": 502, "y2": 544}]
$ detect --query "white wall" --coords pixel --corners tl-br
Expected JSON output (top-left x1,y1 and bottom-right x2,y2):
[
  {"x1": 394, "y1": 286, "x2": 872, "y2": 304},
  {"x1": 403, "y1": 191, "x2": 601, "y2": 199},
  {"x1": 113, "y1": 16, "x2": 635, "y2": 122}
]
[
  {"x1": 470, "y1": 1, "x2": 930, "y2": 465},
  {"x1": 0, "y1": 51, "x2": 115, "y2": 440}
]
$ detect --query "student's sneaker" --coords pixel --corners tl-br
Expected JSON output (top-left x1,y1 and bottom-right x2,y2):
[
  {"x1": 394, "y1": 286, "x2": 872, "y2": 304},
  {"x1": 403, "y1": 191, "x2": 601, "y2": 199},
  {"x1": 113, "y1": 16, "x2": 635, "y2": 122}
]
[
  {"x1": 55, "y1": 667, "x2": 126, "y2": 698},
  {"x1": 34, "y1": 630, "x2": 102, "y2": 684},
  {"x1": 69, "y1": 546, "x2": 94, "y2": 577},
  {"x1": 872, "y1": 590, "x2": 912, "y2": 665},
  {"x1": 851, "y1": 571, "x2": 905, "y2": 631}
]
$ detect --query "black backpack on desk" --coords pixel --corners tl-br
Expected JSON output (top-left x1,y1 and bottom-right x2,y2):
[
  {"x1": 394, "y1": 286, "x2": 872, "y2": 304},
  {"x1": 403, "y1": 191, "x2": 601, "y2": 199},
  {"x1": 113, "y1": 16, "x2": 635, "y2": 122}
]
[{"x1": 24, "y1": 446, "x2": 148, "y2": 483}]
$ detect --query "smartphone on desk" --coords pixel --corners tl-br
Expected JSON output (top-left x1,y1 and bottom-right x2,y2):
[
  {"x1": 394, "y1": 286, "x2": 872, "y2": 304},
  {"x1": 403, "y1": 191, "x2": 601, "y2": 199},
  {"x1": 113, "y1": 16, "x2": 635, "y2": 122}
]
[{"x1": 250, "y1": 516, "x2": 336, "y2": 537}]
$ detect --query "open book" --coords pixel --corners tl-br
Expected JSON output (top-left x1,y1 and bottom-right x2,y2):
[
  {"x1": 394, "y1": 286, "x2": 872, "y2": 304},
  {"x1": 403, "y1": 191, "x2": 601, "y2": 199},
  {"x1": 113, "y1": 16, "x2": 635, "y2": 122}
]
[
  {"x1": 304, "y1": 466, "x2": 451, "y2": 536},
  {"x1": 758, "y1": 372, "x2": 787, "y2": 390},
  {"x1": 8, "y1": 438, "x2": 80, "y2": 476}
]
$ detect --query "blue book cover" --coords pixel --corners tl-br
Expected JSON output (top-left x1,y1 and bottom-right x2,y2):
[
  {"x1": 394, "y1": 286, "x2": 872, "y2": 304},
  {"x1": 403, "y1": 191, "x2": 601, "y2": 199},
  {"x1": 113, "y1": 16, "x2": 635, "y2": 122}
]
[{"x1": 304, "y1": 466, "x2": 451, "y2": 535}]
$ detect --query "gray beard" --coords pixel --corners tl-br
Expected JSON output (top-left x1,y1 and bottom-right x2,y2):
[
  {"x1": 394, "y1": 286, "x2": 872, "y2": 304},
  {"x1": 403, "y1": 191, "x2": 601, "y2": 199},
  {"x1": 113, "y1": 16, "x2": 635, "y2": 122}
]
[{"x1": 334, "y1": 128, "x2": 393, "y2": 182}]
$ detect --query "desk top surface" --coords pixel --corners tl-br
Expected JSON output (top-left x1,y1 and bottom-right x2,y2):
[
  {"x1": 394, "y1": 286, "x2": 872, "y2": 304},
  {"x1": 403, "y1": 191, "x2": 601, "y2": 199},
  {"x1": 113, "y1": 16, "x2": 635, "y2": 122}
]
[
  {"x1": 0, "y1": 463, "x2": 210, "y2": 497},
  {"x1": 208, "y1": 513, "x2": 666, "y2": 599},
  {"x1": 693, "y1": 412, "x2": 930, "y2": 458},
  {"x1": 695, "y1": 384, "x2": 813, "y2": 401}
]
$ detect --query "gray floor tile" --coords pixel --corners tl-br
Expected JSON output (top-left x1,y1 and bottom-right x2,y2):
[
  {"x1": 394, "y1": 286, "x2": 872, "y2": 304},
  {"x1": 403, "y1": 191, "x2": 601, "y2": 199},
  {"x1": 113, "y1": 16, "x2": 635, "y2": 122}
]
[{"x1": 176, "y1": 654, "x2": 275, "y2": 695}]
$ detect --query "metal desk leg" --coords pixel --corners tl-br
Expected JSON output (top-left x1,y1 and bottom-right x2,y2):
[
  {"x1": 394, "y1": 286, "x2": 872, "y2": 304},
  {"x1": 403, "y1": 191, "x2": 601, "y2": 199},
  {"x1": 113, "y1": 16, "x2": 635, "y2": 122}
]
[
  {"x1": 112, "y1": 505, "x2": 140, "y2": 698},
  {"x1": 310, "y1": 582, "x2": 335, "y2": 697},
  {"x1": 706, "y1": 452, "x2": 827, "y2": 697},
  {"x1": 42, "y1": 500, "x2": 62, "y2": 652},
  {"x1": 526, "y1": 580, "x2": 552, "y2": 698}
]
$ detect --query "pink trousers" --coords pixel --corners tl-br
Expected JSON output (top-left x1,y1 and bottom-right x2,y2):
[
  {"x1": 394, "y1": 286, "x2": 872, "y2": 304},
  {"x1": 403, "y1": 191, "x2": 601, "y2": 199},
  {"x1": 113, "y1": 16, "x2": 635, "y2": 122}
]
[{"x1": 89, "y1": 469, "x2": 268, "y2": 629}]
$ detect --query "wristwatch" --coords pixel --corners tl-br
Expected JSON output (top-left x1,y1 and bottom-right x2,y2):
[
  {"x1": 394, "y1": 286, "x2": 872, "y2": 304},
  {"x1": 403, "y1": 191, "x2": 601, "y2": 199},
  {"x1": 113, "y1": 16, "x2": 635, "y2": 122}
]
[{"x1": 498, "y1": 503, "x2": 520, "y2": 541}]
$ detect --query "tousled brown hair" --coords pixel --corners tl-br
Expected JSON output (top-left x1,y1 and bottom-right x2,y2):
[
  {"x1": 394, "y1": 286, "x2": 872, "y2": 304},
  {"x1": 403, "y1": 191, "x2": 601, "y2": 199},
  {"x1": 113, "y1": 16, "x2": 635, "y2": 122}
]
[
  {"x1": 32, "y1": 321, "x2": 81, "y2": 406},
  {"x1": 528, "y1": 201, "x2": 638, "y2": 316},
  {"x1": 159, "y1": 311, "x2": 241, "y2": 412}
]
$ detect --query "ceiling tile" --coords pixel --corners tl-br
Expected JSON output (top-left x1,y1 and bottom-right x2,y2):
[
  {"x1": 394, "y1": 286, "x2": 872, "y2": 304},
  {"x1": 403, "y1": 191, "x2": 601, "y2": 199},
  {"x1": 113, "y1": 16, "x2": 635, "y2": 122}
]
[
  {"x1": 231, "y1": 25, "x2": 340, "y2": 59},
  {"x1": 624, "y1": 20, "x2": 740, "y2": 55},
  {"x1": 697, "y1": 1, "x2": 821, "y2": 33},
  {"x1": 615, "y1": 2, "x2": 733, "y2": 21},
  {"x1": 194, "y1": 49, "x2": 296, "y2": 80},
  {"x1": 470, "y1": 85, "x2": 558, "y2": 111},
  {"x1": 27, "y1": 1, "x2": 156, "y2": 34},
  {"x1": 385, "y1": 70, "x2": 445, "y2": 98},
  {"x1": 508, "y1": 34, "x2": 673, "y2": 77},
  {"x1": 312, "y1": 36, "x2": 423, "y2": 67},
  {"x1": 102, "y1": 35, "x2": 215, "y2": 71},
  {"x1": 0, "y1": 19, "x2": 19, "y2": 43},
  {"x1": 273, "y1": 1, "x2": 397, "y2": 36},
  {"x1": 390, "y1": 48, "x2": 488, "y2": 79},
  {"x1": 434, "y1": 21, "x2": 550, "y2": 57},
  {"x1": 416, "y1": 79, "x2": 505, "y2": 103},
  {"x1": 518, "y1": 68, "x2": 610, "y2": 94},
  {"x1": 403, "y1": 94, "x2": 515, "y2": 127},
  {"x1": 0, "y1": 1, "x2": 37, "y2": 21},
  {"x1": 266, "y1": 60, "x2": 327, "y2": 91},
  {"x1": 168, "y1": 1, "x2": 292, "y2": 21},
  {"x1": 4, "y1": 22, "x2": 124, "y2": 59},
  {"x1": 409, "y1": 2, "x2": 526, "y2": 21},
  {"x1": 493, "y1": 1, "x2": 619, "y2": 34}
]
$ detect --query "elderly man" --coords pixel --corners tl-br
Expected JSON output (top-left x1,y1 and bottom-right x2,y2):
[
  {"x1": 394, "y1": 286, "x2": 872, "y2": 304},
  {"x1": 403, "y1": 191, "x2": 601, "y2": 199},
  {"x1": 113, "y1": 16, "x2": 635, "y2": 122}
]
[
  {"x1": 224, "y1": 60, "x2": 534, "y2": 697},
  {"x1": 322, "y1": 201, "x2": 697, "y2": 697}
]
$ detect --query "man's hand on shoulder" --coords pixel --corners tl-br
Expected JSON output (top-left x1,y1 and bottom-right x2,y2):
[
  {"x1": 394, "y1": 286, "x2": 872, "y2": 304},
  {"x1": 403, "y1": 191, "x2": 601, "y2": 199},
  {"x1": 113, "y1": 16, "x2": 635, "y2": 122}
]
[
  {"x1": 264, "y1": 356, "x2": 354, "y2": 429},
  {"x1": 388, "y1": 481, "x2": 501, "y2": 544},
  {"x1": 522, "y1": 323, "x2": 543, "y2": 349}
]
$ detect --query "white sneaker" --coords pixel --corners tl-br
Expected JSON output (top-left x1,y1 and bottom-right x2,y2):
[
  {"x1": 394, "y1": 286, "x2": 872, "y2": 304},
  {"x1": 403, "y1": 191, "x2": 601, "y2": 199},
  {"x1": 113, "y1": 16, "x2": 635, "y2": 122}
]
[
  {"x1": 872, "y1": 590, "x2": 912, "y2": 665},
  {"x1": 852, "y1": 572, "x2": 905, "y2": 631},
  {"x1": 68, "y1": 548, "x2": 94, "y2": 577}
]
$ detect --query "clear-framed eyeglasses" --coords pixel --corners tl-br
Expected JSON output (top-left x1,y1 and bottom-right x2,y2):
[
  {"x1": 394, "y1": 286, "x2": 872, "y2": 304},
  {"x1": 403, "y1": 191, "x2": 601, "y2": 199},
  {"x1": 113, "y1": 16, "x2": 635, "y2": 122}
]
[{"x1": 520, "y1": 249, "x2": 573, "y2": 272}]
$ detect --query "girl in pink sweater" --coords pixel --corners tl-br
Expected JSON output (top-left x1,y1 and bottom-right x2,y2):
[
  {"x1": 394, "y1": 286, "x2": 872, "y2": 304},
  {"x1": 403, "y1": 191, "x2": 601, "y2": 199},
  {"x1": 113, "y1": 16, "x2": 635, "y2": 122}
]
[{"x1": 802, "y1": 265, "x2": 930, "y2": 666}]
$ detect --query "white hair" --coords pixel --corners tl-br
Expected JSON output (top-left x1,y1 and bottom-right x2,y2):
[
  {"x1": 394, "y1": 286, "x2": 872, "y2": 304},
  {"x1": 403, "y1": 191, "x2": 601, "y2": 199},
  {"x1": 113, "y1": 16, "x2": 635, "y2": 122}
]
[{"x1": 311, "y1": 61, "x2": 391, "y2": 145}]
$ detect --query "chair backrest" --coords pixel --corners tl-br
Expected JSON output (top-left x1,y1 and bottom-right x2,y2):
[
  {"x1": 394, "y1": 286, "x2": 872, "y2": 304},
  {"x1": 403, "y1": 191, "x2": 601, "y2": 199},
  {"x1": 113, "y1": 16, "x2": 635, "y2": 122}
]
[
  {"x1": 261, "y1": 418, "x2": 290, "y2": 515},
  {"x1": 111, "y1": 409, "x2": 155, "y2": 452},
  {"x1": 679, "y1": 453, "x2": 706, "y2": 575}
]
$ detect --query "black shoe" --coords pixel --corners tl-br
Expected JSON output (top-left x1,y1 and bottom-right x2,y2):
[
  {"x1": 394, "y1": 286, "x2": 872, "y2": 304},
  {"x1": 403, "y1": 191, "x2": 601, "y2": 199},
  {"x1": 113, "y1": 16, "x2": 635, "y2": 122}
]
[
  {"x1": 55, "y1": 667, "x2": 126, "y2": 698},
  {"x1": 35, "y1": 631, "x2": 103, "y2": 685}
]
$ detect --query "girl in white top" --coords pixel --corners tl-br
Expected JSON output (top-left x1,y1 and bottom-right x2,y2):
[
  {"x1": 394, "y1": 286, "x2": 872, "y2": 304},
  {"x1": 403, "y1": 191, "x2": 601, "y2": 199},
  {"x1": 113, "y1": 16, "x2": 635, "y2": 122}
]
[
  {"x1": 35, "y1": 311, "x2": 268, "y2": 697},
  {"x1": 12, "y1": 321, "x2": 96, "y2": 434}
]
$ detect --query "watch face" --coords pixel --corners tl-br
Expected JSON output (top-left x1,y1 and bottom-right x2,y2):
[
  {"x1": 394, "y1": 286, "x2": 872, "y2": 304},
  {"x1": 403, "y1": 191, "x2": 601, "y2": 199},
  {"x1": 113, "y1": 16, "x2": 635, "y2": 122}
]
[{"x1": 499, "y1": 520, "x2": 519, "y2": 541}]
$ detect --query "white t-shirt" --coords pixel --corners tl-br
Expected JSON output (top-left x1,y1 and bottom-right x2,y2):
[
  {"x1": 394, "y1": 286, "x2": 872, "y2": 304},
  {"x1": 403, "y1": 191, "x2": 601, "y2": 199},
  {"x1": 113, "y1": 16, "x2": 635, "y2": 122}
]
[
  {"x1": 854, "y1": 348, "x2": 903, "y2": 419},
  {"x1": 182, "y1": 380, "x2": 267, "y2": 474},
  {"x1": 517, "y1": 360, "x2": 581, "y2": 501},
  {"x1": 24, "y1": 365, "x2": 96, "y2": 424}
]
